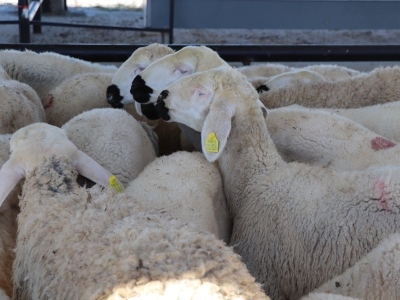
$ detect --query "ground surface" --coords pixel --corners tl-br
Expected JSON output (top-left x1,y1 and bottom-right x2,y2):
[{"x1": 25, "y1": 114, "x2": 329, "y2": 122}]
[{"x1": 1, "y1": 1, "x2": 400, "y2": 45}]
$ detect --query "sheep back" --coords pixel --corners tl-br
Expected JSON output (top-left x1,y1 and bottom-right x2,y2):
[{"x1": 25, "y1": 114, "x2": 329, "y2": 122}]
[{"x1": 62, "y1": 108, "x2": 156, "y2": 186}]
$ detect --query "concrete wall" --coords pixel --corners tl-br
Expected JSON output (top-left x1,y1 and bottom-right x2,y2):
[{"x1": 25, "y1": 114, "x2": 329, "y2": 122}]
[{"x1": 146, "y1": 0, "x2": 400, "y2": 30}]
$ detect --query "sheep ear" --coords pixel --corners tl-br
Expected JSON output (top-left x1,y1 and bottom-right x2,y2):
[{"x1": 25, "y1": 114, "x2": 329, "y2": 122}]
[
  {"x1": 257, "y1": 99, "x2": 268, "y2": 119},
  {"x1": 201, "y1": 102, "x2": 235, "y2": 162},
  {"x1": 74, "y1": 150, "x2": 125, "y2": 192},
  {"x1": 0, "y1": 159, "x2": 24, "y2": 207}
]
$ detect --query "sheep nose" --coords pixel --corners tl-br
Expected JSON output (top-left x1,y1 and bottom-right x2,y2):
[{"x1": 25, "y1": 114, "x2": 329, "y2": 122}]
[
  {"x1": 130, "y1": 75, "x2": 153, "y2": 104},
  {"x1": 155, "y1": 92, "x2": 170, "y2": 121},
  {"x1": 106, "y1": 84, "x2": 124, "y2": 108},
  {"x1": 141, "y1": 104, "x2": 160, "y2": 120}
]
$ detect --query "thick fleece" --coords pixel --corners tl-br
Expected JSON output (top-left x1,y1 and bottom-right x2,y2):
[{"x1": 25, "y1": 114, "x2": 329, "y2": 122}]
[
  {"x1": 259, "y1": 66, "x2": 400, "y2": 109},
  {"x1": 326, "y1": 101, "x2": 400, "y2": 143},
  {"x1": 126, "y1": 151, "x2": 232, "y2": 243},
  {"x1": 12, "y1": 157, "x2": 269, "y2": 300},
  {"x1": 310, "y1": 233, "x2": 400, "y2": 300},
  {"x1": 0, "y1": 49, "x2": 116, "y2": 99},
  {"x1": 267, "y1": 105, "x2": 400, "y2": 171},
  {"x1": 62, "y1": 108, "x2": 156, "y2": 186},
  {"x1": 157, "y1": 67, "x2": 400, "y2": 300},
  {"x1": 0, "y1": 78, "x2": 46, "y2": 134}
]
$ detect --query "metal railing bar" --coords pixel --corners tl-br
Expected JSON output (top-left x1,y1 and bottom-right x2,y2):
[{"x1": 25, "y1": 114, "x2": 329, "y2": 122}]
[
  {"x1": 29, "y1": 21, "x2": 170, "y2": 32},
  {"x1": 1, "y1": 44, "x2": 399, "y2": 63}
]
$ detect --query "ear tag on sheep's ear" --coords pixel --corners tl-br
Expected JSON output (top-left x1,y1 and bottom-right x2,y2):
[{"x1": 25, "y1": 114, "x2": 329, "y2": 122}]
[
  {"x1": 108, "y1": 175, "x2": 124, "y2": 193},
  {"x1": 205, "y1": 132, "x2": 219, "y2": 153}
]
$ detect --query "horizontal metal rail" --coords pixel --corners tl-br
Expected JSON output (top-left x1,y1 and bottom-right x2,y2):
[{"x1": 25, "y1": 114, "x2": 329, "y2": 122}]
[
  {"x1": 28, "y1": 21, "x2": 170, "y2": 33},
  {"x1": 0, "y1": 44, "x2": 400, "y2": 63}
]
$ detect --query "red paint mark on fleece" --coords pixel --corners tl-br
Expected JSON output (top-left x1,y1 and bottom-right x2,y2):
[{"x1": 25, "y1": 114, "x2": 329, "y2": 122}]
[
  {"x1": 371, "y1": 137, "x2": 396, "y2": 151},
  {"x1": 42, "y1": 94, "x2": 54, "y2": 110},
  {"x1": 374, "y1": 179, "x2": 389, "y2": 211}
]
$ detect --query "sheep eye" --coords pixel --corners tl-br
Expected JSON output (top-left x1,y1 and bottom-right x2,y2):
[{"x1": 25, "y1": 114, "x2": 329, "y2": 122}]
[
  {"x1": 198, "y1": 92, "x2": 205, "y2": 96},
  {"x1": 180, "y1": 70, "x2": 188, "y2": 74}
]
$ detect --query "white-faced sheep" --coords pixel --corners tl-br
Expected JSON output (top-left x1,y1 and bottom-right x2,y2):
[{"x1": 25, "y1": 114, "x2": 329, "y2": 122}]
[
  {"x1": 125, "y1": 151, "x2": 232, "y2": 244},
  {"x1": 62, "y1": 108, "x2": 157, "y2": 186},
  {"x1": 0, "y1": 77, "x2": 46, "y2": 134},
  {"x1": 307, "y1": 233, "x2": 400, "y2": 300},
  {"x1": 42, "y1": 70, "x2": 179, "y2": 156},
  {"x1": 165, "y1": 103, "x2": 400, "y2": 171},
  {"x1": 107, "y1": 43, "x2": 174, "y2": 109},
  {"x1": 0, "y1": 124, "x2": 268, "y2": 300},
  {"x1": 155, "y1": 66, "x2": 400, "y2": 300},
  {"x1": 0, "y1": 49, "x2": 116, "y2": 100},
  {"x1": 106, "y1": 43, "x2": 188, "y2": 155}
]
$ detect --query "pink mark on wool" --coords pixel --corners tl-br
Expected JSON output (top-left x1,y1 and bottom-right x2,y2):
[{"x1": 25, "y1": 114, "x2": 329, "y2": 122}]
[
  {"x1": 374, "y1": 179, "x2": 390, "y2": 211},
  {"x1": 42, "y1": 94, "x2": 54, "y2": 110},
  {"x1": 371, "y1": 137, "x2": 396, "y2": 151}
]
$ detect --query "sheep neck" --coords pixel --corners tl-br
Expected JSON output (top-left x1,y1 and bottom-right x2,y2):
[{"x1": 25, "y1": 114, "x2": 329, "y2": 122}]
[{"x1": 217, "y1": 108, "x2": 284, "y2": 213}]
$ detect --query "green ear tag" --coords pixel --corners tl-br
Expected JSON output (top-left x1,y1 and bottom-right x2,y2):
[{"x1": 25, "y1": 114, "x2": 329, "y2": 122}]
[
  {"x1": 108, "y1": 175, "x2": 124, "y2": 193},
  {"x1": 205, "y1": 132, "x2": 219, "y2": 153}
]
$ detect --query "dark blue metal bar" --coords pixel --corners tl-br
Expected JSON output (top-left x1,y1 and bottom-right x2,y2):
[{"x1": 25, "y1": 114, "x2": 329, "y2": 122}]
[{"x1": 0, "y1": 44, "x2": 399, "y2": 63}]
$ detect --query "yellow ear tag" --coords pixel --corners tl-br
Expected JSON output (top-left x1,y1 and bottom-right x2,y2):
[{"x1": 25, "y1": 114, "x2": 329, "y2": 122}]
[
  {"x1": 108, "y1": 175, "x2": 124, "y2": 193},
  {"x1": 205, "y1": 132, "x2": 219, "y2": 153}
]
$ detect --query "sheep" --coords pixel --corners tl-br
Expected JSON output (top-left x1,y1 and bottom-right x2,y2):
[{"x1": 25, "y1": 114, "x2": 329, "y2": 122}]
[
  {"x1": 0, "y1": 49, "x2": 116, "y2": 100},
  {"x1": 0, "y1": 78, "x2": 46, "y2": 134},
  {"x1": 267, "y1": 105, "x2": 400, "y2": 171},
  {"x1": 62, "y1": 108, "x2": 157, "y2": 186},
  {"x1": 0, "y1": 122, "x2": 124, "y2": 207},
  {"x1": 129, "y1": 45, "x2": 361, "y2": 118},
  {"x1": 42, "y1": 70, "x2": 179, "y2": 156},
  {"x1": 307, "y1": 233, "x2": 400, "y2": 300},
  {"x1": 125, "y1": 151, "x2": 232, "y2": 243},
  {"x1": 325, "y1": 101, "x2": 400, "y2": 142},
  {"x1": 107, "y1": 43, "x2": 174, "y2": 109},
  {"x1": 155, "y1": 66, "x2": 400, "y2": 300},
  {"x1": 106, "y1": 43, "x2": 188, "y2": 155},
  {"x1": 0, "y1": 126, "x2": 268, "y2": 299},
  {"x1": 258, "y1": 65, "x2": 400, "y2": 109},
  {"x1": 166, "y1": 103, "x2": 400, "y2": 171},
  {"x1": 237, "y1": 63, "x2": 361, "y2": 82}
]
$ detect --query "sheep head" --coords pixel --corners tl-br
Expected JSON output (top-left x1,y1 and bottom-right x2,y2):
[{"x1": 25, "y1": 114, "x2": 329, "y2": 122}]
[
  {"x1": 130, "y1": 46, "x2": 230, "y2": 120},
  {"x1": 0, "y1": 123, "x2": 124, "y2": 207},
  {"x1": 155, "y1": 67, "x2": 267, "y2": 162},
  {"x1": 107, "y1": 43, "x2": 174, "y2": 109}
]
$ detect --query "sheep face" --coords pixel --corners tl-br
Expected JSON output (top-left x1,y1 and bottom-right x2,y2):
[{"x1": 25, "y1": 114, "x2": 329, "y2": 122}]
[
  {"x1": 107, "y1": 44, "x2": 174, "y2": 109},
  {"x1": 155, "y1": 67, "x2": 265, "y2": 162},
  {"x1": 0, "y1": 123, "x2": 124, "y2": 207},
  {"x1": 130, "y1": 46, "x2": 229, "y2": 112}
]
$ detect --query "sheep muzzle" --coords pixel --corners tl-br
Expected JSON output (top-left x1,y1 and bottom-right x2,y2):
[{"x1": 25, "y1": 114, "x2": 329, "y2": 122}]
[
  {"x1": 106, "y1": 84, "x2": 124, "y2": 108},
  {"x1": 130, "y1": 75, "x2": 153, "y2": 104},
  {"x1": 155, "y1": 97, "x2": 170, "y2": 121},
  {"x1": 141, "y1": 104, "x2": 160, "y2": 121}
]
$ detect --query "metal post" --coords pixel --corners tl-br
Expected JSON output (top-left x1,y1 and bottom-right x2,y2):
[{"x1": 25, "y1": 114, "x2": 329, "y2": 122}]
[
  {"x1": 18, "y1": 0, "x2": 30, "y2": 43},
  {"x1": 32, "y1": 0, "x2": 42, "y2": 34},
  {"x1": 168, "y1": 0, "x2": 174, "y2": 44}
]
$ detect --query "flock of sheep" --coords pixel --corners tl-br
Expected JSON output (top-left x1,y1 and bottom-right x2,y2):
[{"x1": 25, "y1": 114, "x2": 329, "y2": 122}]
[{"x1": 0, "y1": 43, "x2": 399, "y2": 300}]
